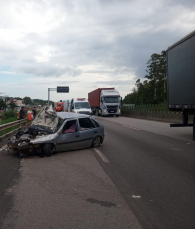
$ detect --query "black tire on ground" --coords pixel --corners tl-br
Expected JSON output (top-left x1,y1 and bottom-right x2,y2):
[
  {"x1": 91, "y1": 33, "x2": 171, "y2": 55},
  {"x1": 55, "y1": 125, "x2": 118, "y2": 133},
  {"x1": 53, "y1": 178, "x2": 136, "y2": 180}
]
[
  {"x1": 91, "y1": 136, "x2": 102, "y2": 147},
  {"x1": 44, "y1": 144, "x2": 52, "y2": 157},
  {"x1": 116, "y1": 115, "x2": 119, "y2": 117}
]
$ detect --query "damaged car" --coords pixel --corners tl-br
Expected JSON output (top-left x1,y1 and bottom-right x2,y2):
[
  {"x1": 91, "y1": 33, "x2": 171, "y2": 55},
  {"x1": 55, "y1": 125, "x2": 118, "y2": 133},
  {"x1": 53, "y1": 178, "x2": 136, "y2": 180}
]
[{"x1": 8, "y1": 106, "x2": 104, "y2": 157}]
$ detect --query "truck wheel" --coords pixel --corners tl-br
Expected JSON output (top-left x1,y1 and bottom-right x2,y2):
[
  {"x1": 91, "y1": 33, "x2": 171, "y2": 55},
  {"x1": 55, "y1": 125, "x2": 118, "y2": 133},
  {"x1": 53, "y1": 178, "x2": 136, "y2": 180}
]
[
  {"x1": 44, "y1": 144, "x2": 52, "y2": 157},
  {"x1": 91, "y1": 136, "x2": 101, "y2": 147},
  {"x1": 97, "y1": 109, "x2": 101, "y2": 116}
]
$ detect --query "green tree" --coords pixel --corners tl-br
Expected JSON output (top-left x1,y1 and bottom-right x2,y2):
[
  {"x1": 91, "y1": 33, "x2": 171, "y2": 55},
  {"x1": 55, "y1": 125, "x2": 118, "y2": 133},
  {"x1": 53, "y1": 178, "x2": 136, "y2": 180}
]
[
  {"x1": 123, "y1": 50, "x2": 166, "y2": 105},
  {"x1": 9, "y1": 101, "x2": 16, "y2": 110},
  {"x1": 145, "y1": 51, "x2": 166, "y2": 103},
  {"x1": 0, "y1": 99, "x2": 6, "y2": 110},
  {"x1": 23, "y1": 96, "x2": 33, "y2": 105}
]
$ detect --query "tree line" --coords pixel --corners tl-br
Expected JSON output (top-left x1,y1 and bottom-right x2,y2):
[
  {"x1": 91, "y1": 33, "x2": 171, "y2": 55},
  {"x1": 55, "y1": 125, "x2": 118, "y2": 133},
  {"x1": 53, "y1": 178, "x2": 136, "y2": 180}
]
[
  {"x1": 123, "y1": 51, "x2": 166, "y2": 105},
  {"x1": 0, "y1": 96, "x2": 54, "y2": 110}
]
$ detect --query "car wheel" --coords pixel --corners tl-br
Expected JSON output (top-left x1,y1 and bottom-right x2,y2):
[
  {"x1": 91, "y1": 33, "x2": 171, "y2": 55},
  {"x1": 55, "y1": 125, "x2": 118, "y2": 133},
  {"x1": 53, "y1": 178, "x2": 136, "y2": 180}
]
[
  {"x1": 44, "y1": 144, "x2": 52, "y2": 157},
  {"x1": 116, "y1": 115, "x2": 119, "y2": 117},
  {"x1": 92, "y1": 136, "x2": 101, "y2": 147}
]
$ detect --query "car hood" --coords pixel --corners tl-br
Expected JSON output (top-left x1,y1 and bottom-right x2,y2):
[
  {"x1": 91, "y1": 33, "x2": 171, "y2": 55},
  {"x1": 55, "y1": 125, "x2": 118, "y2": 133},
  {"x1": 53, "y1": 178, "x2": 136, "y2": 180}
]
[{"x1": 31, "y1": 106, "x2": 59, "y2": 132}]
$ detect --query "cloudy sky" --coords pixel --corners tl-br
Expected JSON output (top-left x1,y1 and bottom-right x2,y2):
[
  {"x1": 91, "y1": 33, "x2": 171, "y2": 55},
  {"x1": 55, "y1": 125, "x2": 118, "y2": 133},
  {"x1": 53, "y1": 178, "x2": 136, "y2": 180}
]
[{"x1": 0, "y1": 0, "x2": 194, "y2": 102}]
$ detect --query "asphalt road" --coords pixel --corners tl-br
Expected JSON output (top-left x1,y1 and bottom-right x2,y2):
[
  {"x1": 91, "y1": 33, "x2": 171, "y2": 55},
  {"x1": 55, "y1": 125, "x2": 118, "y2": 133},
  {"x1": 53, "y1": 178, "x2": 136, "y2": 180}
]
[
  {"x1": 1, "y1": 116, "x2": 195, "y2": 229},
  {"x1": 0, "y1": 142, "x2": 142, "y2": 229},
  {"x1": 94, "y1": 116, "x2": 195, "y2": 229},
  {"x1": 0, "y1": 137, "x2": 20, "y2": 229}
]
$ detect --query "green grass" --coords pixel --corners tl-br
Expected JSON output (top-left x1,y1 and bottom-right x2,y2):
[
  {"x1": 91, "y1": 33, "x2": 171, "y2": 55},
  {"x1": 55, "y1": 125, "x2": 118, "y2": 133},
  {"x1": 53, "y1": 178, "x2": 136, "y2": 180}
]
[
  {"x1": 0, "y1": 117, "x2": 20, "y2": 137},
  {"x1": 1, "y1": 117, "x2": 17, "y2": 124}
]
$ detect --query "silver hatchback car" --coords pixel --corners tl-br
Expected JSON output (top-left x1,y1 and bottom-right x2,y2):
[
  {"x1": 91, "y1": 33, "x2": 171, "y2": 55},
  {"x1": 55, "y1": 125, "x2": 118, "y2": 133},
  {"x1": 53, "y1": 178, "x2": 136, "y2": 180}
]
[{"x1": 8, "y1": 106, "x2": 104, "y2": 156}]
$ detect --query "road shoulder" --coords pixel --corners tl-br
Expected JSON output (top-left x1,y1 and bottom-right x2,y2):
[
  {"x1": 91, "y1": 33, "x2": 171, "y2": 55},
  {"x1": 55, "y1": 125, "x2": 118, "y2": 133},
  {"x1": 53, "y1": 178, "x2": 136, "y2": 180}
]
[{"x1": 2, "y1": 148, "x2": 142, "y2": 229}]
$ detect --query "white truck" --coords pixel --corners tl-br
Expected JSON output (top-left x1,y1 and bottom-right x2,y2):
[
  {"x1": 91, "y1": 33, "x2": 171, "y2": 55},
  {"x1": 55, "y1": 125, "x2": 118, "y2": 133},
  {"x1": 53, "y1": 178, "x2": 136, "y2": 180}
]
[{"x1": 88, "y1": 88, "x2": 121, "y2": 117}]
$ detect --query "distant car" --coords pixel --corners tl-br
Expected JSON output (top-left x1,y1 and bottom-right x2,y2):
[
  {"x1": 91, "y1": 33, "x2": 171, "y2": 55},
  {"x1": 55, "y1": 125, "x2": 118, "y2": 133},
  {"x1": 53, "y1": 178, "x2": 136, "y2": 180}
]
[{"x1": 8, "y1": 106, "x2": 104, "y2": 156}]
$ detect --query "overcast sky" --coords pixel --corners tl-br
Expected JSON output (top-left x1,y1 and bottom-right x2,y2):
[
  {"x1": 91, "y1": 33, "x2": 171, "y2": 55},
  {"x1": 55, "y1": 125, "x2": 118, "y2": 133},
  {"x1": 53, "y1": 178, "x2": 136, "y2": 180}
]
[{"x1": 0, "y1": 0, "x2": 194, "y2": 102}]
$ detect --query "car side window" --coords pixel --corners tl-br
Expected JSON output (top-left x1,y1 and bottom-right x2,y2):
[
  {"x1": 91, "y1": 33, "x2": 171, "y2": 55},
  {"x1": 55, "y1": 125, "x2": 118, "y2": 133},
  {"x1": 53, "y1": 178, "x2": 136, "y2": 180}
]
[
  {"x1": 79, "y1": 118, "x2": 95, "y2": 131},
  {"x1": 63, "y1": 120, "x2": 77, "y2": 134},
  {"x1": 92, "y1": 118, "x2": 100, "y2": 127}
]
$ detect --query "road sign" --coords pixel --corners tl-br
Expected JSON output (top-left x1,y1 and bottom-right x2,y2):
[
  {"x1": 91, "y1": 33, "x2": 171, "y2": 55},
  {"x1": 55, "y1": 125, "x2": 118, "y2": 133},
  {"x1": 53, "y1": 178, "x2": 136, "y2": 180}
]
[{"x1": 57, "y1": 86, "x2": 69, "y2": 93}]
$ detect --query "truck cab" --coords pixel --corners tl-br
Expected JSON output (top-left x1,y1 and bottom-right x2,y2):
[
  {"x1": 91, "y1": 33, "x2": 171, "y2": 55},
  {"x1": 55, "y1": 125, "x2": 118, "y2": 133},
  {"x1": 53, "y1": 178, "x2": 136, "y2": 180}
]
[
  {"x1": 100, "y1": 90, "x2": 121, "y2": 117},
  {"x1": 70, "y1": 98, "x2": 92, "y2": 115}
]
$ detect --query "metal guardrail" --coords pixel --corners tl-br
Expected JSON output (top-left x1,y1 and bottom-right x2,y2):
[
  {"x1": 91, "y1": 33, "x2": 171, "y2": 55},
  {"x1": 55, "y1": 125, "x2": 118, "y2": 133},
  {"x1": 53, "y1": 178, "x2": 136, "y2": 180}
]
[{"x1": 0, "y1": 119, "x2": 27, "y2": 133}]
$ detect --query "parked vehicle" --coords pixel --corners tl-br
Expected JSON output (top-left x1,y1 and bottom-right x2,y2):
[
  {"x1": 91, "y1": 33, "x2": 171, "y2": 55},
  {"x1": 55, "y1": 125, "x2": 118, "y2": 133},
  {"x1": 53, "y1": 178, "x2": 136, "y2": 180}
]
[
  {"x1": 167, "y1": 30, "x2": 195, "y2": 140},
  {"x1": 64, "y1": 100, "x2": 70, "y2": 112},
  {"x1": 7, "y1": 106, "x2": 104, "y2": 156},
  {"x1": 54, "y1": 102, "x2": 65, "y2": 112},
  {"x1": 167, "y1": 30, "x2": 195, "y2": 127},
  {"x1": 88, "y1": 88, "x2": 121, "y2": 117},
  {"x1": 70, "y1": 98, "x2": 92, "y2": 115}
]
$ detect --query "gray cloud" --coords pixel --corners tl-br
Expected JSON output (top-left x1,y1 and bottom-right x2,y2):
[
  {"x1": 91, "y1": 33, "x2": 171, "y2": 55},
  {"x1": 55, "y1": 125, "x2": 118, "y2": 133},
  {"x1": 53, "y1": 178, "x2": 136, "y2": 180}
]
[
  {"x1": 0, "y1": 0, "x2": 195, "y2": 99},
  {"x1": 16, "y1": 64, "x2": 82, "y2": 77}
]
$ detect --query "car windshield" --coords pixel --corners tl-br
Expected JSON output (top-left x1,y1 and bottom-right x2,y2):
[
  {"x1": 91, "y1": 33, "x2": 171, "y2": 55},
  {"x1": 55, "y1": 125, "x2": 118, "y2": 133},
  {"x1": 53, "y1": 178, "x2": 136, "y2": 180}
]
[
  {"x1": 104, "y1": 97, "x2": 120, "y2": 103},
  {"x1": 30, "y1": 125, "x2": 53, "y2": 133},
  {"x1": 75, "y1": 102, "x2": 90, "y2": 109}
]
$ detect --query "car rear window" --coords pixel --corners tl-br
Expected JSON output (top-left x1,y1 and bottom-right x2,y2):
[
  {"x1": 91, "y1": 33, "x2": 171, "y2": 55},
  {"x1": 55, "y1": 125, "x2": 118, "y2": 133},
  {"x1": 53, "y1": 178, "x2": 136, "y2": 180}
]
[{"x1": 79, "y1": 118, "x2": 95, "y2": 131}]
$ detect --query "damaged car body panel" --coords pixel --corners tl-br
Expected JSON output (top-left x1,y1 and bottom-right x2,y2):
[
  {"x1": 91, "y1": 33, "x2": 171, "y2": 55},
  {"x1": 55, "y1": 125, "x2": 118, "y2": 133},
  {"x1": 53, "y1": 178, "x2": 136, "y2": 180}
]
[
  {"x1": 31, "y1": 105, "x2": 59, "y2": 132},
  {"x1": 8, "y1": 107, "x2": 104, "y2": 156}
]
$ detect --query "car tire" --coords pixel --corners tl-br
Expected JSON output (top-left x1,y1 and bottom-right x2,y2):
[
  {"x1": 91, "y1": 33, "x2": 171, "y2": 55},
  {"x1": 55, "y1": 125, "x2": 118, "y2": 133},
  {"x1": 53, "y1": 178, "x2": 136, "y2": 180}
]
[
  {"x1": 116, "y1": 115, "x2": 119, "y2": 117},
  {"x1": 91, "y1": 136, "x2": 101, "y2": 147},
  {"x1": 44, "y1": 144, "x2": 52, "y2": 157}
]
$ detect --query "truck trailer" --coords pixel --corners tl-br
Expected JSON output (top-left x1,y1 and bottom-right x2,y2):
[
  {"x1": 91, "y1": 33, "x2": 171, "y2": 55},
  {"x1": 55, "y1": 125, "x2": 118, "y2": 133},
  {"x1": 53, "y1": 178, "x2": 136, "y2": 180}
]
[
  {"x1": 167, "y1": 30, "x2": 195, "y2": 139},
  {"x1": 88, "y1": 88, "x2": 121, "y2": 117}
]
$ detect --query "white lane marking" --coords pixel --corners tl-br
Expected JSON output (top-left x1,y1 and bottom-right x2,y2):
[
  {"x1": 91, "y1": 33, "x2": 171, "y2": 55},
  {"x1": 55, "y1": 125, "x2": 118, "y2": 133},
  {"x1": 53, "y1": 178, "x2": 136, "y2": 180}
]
[
  {"x1": 132, "y1": 195, "x2": 141, "y2": 199},
  {"x1": 123, "y1": 125, "x2": 140, "y2": 131},
  {"x1": 94, "y1": 148, "x2": 110, "y2": 163},
  {"x1": 170, "y1": 147, "x2": 181, "y2": 151},
  {"x1": 0, "y1": 144, "x2": 8, "y2": 152}
]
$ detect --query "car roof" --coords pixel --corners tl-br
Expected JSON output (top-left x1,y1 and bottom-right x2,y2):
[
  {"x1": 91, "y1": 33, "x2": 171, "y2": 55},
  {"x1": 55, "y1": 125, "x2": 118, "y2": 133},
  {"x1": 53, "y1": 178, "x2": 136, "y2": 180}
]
[{"x1": 57, "y1": 112, "x2": 90, "y2": 120}]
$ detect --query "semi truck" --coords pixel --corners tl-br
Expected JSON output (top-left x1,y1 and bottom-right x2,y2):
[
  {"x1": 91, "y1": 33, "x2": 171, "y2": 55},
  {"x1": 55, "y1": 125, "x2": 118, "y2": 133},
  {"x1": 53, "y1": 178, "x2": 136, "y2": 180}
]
[
  {"x1": 167, "y1": 30, "x2": 195, "y2": 139},
  {"x1": 88, "y1": 88, "x2": 121, "y2": 117}
]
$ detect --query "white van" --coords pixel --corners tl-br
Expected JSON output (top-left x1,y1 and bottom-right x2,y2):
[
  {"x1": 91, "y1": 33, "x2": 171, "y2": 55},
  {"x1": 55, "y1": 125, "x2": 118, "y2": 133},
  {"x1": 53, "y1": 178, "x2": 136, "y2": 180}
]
[{"x1": 70, "y1": 98, "x2": 92, "y2": 115}]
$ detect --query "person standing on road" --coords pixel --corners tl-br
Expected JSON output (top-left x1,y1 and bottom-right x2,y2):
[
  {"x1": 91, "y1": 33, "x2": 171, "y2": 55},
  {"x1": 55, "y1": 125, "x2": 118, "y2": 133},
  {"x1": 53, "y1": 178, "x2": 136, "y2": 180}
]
[
  {"x1": 27, "y1": 108, "x2": 33, "y2": 126},
  {"x1": 20, "y1": 106, "x2": 26, "y2": 119},
  {"x1": 32, "y1": 107, "x2": 36, "y2": 119},
  {"x1": 16, "y1": 109, "x2": 20, "y2": 120},
  {"x1": 19, "y1": 106, "x2": 26, "y2": 128}
]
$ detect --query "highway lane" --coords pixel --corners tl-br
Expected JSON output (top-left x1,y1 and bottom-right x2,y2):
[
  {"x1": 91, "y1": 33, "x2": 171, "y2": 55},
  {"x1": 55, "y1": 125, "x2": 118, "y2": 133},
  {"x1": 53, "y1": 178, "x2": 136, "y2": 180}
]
[
  {"x1": 1, "y1": 147, "x2": 142, "y2": 229},
  {"x1": 1, "y1": 115, "x2": 195, "y2": 229},
  {"x1": 95, "y1": 116, "x2": 195, "y2": 229}
]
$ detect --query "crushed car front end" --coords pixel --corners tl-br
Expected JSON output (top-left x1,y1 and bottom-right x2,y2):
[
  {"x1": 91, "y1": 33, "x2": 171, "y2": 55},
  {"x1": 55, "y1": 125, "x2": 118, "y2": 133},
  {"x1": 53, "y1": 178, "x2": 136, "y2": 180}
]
[{"x1": 8, "y1": 106, "x2": 59, "y2": 156}]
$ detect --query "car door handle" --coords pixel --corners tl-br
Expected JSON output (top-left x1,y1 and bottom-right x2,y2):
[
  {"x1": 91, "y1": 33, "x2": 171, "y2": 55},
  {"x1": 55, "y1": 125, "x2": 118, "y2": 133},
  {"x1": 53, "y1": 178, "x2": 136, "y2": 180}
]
[
  {"x1": 94, "y1": 131, "x2": 97, "y2": 133},
  {"x1": 75, "y1": 135, "x2": 80, "y2": 138}
]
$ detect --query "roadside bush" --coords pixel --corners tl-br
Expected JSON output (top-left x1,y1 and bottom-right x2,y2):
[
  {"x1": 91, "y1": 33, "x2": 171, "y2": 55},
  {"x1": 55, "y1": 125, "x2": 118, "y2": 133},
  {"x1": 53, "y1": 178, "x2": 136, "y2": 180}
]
[{"x1": 2, "y1": 110, "x2": 17, "y2": 119}]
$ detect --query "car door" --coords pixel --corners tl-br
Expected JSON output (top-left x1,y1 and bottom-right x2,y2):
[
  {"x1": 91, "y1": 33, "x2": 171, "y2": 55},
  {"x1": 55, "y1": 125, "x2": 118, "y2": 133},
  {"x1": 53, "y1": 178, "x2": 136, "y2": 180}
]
[
  {"x1": 78, "y1": 117, "x2": 97, "y2": 148},
  {"x1": 56, "y1": 119, "x2": 81, "y2": 152}
]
